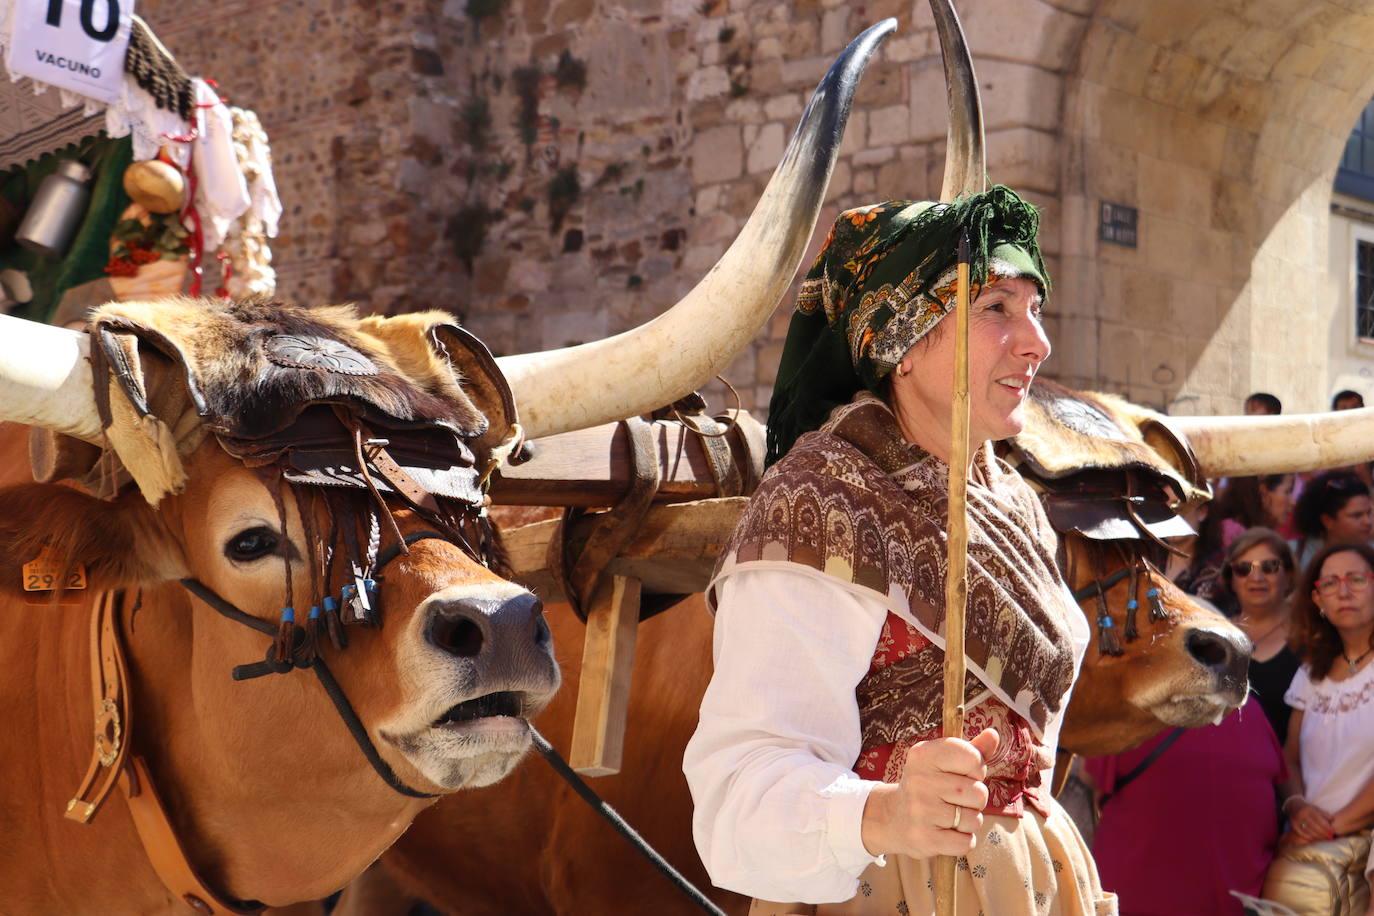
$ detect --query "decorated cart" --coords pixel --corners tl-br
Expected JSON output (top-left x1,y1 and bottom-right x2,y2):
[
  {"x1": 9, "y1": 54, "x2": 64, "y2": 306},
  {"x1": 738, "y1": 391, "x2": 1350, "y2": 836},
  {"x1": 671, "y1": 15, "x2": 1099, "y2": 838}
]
[{"x1": 0, "y1": 0, "x2": 278, "y2": 324}]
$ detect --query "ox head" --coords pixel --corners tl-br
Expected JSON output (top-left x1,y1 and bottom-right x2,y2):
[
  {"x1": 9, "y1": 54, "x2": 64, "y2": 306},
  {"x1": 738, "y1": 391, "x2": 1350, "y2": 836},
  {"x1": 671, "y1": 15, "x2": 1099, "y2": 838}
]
[
  {"x1": 1006, "y1": 381, "x2": 1250, "y2": 756},
  {"x1": 16, "y1": 297, "x2": 565, "y2": 792}
]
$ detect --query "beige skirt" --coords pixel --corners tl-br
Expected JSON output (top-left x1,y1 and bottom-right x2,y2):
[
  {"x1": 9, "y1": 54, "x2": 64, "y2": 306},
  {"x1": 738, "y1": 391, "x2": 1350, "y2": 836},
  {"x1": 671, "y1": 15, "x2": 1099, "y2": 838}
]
[
  {"x1": 1260, "y1": 831, "x2": 1371, "y2": 916},
  {"x1": 750, "y1": 800, "x2": 1117, "y2": 916}
]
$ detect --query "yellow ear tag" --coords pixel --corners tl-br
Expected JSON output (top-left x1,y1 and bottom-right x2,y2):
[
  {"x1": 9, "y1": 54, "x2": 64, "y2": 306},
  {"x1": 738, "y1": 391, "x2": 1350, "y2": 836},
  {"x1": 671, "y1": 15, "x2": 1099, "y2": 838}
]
[{"x1": 22, "y1": 548, "x2": 87, "y2": 592}]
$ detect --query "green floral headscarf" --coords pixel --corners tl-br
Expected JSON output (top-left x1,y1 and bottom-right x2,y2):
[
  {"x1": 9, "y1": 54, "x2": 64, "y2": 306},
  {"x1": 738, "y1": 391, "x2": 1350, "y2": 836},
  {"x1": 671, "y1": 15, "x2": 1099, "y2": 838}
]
[{"x1": 765, "y1": 185, "x2": 1049, "y2": 464}]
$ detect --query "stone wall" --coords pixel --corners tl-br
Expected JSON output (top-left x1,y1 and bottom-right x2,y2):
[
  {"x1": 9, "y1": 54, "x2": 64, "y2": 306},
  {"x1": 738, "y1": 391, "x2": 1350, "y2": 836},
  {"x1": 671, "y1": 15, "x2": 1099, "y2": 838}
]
[{"x1": 137, "y1": 0, "x2": 1374, "y2": 419}]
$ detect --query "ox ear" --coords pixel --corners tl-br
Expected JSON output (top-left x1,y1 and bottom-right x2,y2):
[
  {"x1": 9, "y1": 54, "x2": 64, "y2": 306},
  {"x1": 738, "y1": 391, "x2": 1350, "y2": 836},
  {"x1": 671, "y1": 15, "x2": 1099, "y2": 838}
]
[
  {"x1": 0, "y1": 482, "x2": 188, "y2": 592},
  {"x1": 28, "y1": 428, "x2": 103, "y2": 485},
  {"x1": 356, "y1": 313, "x2": 519, "y2": 457}
]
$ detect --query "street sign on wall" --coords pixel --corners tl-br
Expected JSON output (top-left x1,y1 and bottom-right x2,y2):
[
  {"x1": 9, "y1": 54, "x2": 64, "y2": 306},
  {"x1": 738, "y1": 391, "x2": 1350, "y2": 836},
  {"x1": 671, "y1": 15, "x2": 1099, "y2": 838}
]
[{"x1": 1100, "y1": 201, "x2": 1138, "y2": 248}]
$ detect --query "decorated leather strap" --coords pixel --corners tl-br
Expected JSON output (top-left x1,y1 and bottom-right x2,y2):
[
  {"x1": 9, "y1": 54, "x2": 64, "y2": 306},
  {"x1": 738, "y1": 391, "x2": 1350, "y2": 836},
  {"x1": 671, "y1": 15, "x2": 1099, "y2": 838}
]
[
  {"x1": 119, "y1": 757, "x2": 264, "y2": 914},
  {"x1": 65, "y1": 590, "x2": 130, "y2": 823},
  {"x1": 66, "y1": 592, "x2": 263, "y2": 914}
]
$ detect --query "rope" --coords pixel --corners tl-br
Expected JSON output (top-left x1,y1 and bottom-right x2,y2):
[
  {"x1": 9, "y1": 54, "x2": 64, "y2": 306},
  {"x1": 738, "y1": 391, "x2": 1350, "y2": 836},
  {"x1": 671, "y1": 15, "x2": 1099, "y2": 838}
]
[
  {"x1": 529, "y1": 728, "x2": 727, "y2": 916},
  {"x1": 310, "y1": 660, "x2": 439, "y2": 799}
]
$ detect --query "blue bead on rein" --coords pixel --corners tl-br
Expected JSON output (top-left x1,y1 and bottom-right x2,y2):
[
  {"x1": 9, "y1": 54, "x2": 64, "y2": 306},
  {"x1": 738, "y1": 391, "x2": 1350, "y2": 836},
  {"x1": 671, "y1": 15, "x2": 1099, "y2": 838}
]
[
  {"x1": 300, "y1": 604, "x2": 323, "y2": 662},
  {"x1": 1097, "y1": 612, "x2": 1123, "y2": 656},
  {"x1": 320, "y1": 595, "x2": 346, "y2": 651},
  {"x1": 1124, "y1": 598, "x2": 1140, "y2": 642},
  {"x1": 272, "y1": 606, "x2": 297, "y2": 668}
]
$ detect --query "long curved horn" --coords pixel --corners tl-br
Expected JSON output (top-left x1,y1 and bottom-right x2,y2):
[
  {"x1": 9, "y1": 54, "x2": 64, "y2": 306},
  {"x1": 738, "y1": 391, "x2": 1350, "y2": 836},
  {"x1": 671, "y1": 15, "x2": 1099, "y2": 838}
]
[
  {"x1": 1169, "y1": 409, "x2": 1374, "y2": 477},
  {"x1": 931, "y1": 0, "x2": 985, "y2": 201},
  {"x1": 495, "y1": 20, "x2": 897, "y2": 441},
  {"x1": 0, "y1": 314, "x2": 101, "y2": 443}
]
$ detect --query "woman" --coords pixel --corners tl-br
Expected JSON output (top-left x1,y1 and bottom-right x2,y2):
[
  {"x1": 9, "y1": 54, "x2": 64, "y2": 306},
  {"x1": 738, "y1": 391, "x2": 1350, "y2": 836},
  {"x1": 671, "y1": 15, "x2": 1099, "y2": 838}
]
[
  {"x1": 1177, "y1": 475, "x2": 1295, "y2": 606},
  {"x1": 1291, "y1": 472, "x2": 1373, "y2": 571},
  {"x1": 1225, "y1": 528, "x2": 1301, "y2": 746},
  {"x1": 1082, "y1": 532, "x2": 1296, "y2": 915},
  {"x1": 684, "y1": 188, "x2": 1114, "y2": 915},
  {"x1": 1262, "y1": 542, "x2": 1374, "y2": 915}
]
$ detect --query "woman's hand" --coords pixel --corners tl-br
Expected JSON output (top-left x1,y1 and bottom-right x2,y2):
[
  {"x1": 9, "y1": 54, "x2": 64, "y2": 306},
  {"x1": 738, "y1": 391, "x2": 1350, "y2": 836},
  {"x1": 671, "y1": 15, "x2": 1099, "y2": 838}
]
[
  {"x1": 860, "y1": 728, "x2": 1000, "y2": 860},
  {"x1": 1289, "y1": 803, "x2": 1335, "y2": 844}
]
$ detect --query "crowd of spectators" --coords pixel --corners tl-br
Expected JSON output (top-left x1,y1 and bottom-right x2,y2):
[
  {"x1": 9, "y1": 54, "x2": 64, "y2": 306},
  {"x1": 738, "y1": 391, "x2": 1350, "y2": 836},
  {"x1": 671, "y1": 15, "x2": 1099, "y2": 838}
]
[{"x1": 1083, "y1": 390, "x2": 1374, "y2": 916}]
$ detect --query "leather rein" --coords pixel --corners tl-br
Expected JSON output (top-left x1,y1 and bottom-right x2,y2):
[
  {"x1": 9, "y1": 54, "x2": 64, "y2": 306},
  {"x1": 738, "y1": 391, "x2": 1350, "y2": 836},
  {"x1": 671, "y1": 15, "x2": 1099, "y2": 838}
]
[
  {"x1": 1068, "y1": 541, "x2": 1172, "y2": 657},
  {"x1": 64, "y1": 529, "x2": 460, "y2": 914}
]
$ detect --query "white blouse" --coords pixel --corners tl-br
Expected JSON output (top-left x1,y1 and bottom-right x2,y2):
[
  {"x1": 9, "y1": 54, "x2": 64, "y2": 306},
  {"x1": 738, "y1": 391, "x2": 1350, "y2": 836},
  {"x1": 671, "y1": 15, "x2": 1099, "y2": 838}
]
[
  {"x1": 1286, "y1": 660, "x2": 1374, "y2": 815},
  {"x1": 683, "y1": 566, "x2": 1089, "y2": 904}
]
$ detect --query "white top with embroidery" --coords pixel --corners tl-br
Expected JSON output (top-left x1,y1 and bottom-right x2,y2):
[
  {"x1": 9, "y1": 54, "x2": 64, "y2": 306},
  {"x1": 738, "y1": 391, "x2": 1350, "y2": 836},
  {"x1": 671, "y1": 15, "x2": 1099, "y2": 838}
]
[
  {"x1": 682, "y1": 567, "x2": 1089, "y2": 904},
  {"x1": 1285, "y1": 660, "x2": 1374, "y2": 814}
]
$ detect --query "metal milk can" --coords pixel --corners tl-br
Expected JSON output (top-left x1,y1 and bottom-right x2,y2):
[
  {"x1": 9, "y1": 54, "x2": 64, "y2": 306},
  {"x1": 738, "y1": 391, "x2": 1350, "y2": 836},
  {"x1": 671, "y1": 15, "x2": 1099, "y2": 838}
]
[{"x1": 17, "y1": 159, "x2": 92, "y2": 257}]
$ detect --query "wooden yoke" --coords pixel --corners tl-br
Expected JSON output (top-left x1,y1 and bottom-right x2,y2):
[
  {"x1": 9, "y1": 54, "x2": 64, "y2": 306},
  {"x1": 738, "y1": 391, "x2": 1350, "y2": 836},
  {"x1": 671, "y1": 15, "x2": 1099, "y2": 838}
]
[{"x1": 493, "y1": 402, "x2": 764, "y2": 775}]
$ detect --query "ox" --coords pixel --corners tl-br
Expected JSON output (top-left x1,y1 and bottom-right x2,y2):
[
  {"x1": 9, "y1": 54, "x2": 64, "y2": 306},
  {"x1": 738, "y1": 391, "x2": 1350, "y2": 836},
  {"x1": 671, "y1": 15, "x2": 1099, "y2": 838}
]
[
  {"x1": 315, "y1": 381, "x2": 1299, "y2": 915},
  {"x1": 0, "y1": 299, "x2": 565, "y2": 913},
  {"x1": 0, "y1": 23, "x2": 891, "y2": 912}
]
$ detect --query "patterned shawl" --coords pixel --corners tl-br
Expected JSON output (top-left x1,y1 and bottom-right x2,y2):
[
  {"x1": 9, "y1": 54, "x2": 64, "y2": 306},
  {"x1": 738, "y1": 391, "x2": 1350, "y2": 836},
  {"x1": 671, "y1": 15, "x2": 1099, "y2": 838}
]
[{"x1": 710, "y1": 393, "x2": 1077, "y2": 738}]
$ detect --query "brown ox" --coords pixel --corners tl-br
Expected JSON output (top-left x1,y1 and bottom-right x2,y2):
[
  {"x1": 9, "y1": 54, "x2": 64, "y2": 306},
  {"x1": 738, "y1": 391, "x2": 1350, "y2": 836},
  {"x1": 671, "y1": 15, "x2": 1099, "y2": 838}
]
[
  {"x1": 318, "y1": 382, "x2": 1256, "y2": 916},
  {"x1": 0, "y1": 24, "x2": 893, "y2": 910},
  {"x1": 0, "y1": 299, "x2": 566, "y2": 913}
]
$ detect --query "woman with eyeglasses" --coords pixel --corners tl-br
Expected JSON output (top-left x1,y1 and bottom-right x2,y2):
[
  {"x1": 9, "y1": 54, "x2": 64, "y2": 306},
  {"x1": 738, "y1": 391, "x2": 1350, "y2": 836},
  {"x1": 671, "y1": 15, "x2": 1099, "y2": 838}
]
[
  {"x1": 1223, "y1": 528, "x2": 1301, "y2": 746},
  {"x1": 1261, "y1": 541, "x2": 1374, "y2": 915}
]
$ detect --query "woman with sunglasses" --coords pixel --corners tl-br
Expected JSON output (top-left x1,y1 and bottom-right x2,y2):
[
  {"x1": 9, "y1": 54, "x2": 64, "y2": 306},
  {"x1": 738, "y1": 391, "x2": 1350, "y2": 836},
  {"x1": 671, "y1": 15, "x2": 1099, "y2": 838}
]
[
  {"x1": 1178, "y1": 474, "x2": 1295, "y2": 606},
  {"x1": 1223, "y1": 529, "x2": 1301, "y2": 746},
  {"x1": 1262, "y1": 542, "x2": 1374, "y2": 914}
]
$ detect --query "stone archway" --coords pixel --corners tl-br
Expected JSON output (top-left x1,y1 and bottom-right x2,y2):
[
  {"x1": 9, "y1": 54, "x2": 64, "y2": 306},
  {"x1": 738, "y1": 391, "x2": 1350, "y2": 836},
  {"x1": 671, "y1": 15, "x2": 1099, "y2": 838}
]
[{"x1": 1048, "y1": 0, "x2": 1374, "y2": 414}]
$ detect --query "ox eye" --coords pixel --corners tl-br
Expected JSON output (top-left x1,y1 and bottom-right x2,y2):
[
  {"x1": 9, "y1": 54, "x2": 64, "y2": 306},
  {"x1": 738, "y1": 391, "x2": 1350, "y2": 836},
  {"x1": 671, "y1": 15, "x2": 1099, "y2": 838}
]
[{"x1": 225, "y1": 527, "x2": 282, "y2": 563}]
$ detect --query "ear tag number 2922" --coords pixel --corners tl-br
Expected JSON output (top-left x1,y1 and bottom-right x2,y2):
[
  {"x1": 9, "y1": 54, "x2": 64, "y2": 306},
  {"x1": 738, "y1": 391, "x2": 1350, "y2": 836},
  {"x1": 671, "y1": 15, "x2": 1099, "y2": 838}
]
[{"x1": 22, "y1": 548, "x2": 87, "y2": 592}]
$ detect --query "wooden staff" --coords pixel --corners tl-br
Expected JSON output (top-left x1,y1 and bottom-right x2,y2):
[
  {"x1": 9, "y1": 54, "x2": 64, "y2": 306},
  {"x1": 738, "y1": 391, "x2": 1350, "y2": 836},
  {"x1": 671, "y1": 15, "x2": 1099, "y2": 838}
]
[{"x1": 935, "y1": 233, "x2": 972, "y2": 916}]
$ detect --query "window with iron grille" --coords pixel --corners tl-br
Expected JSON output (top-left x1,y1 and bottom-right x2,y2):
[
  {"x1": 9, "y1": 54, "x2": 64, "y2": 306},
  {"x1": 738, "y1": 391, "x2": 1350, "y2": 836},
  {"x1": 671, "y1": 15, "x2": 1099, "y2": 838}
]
[
  {"x1": 1359, "y1": 240, "x2": 1374, "y2": 339},
  {"x1": 1338, "y1": 98, "x2": 1374, "y2": 201}
]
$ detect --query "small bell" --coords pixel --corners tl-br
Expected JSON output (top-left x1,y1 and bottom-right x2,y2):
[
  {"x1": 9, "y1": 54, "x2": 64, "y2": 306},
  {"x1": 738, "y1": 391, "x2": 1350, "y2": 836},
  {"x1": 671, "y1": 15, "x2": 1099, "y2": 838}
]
[
  {"x1": 342, "y1": 579, "x2": 378, "y2": 627},
  {"x1": 1147, "y1": 587, "x2": 1168, "y2": 622},
  {"x1": 17, "y1": 159, "x2": 92, "y2": 258}
]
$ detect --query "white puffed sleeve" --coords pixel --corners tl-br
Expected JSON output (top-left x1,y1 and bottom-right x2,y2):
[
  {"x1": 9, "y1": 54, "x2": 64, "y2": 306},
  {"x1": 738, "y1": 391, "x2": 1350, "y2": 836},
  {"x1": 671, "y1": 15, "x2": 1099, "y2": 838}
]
[
  {"x1": 683, "y1": 566, "x2": 890, "y2": 903},
  {"x1": 1285, "y1": 665, "x2": 1312, "y2": 711}
]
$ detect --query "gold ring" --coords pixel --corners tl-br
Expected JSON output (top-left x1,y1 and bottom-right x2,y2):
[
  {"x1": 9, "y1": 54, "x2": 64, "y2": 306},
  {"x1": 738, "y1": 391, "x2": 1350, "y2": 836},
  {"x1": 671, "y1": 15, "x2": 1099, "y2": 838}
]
[{"x1": 951, "y1": 805, "x2": 962, "y2": 831}]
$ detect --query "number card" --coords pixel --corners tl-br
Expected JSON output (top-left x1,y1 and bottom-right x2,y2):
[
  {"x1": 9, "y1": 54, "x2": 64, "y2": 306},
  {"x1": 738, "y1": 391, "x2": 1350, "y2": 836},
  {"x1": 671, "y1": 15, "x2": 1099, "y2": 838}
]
[
  {"x1": 7, "y1": 0, "x2": 135, "y2": 104},
  {"x1": 22, "y1": 547, "x2": 87, "y2": 592}
]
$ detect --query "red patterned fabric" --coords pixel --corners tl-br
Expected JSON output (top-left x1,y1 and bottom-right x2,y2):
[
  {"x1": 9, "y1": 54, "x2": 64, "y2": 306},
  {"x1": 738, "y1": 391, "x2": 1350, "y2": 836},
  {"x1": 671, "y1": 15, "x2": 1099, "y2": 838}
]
[{"x1": 853, "y1": 612, "x2": 1052, "y2": 819}]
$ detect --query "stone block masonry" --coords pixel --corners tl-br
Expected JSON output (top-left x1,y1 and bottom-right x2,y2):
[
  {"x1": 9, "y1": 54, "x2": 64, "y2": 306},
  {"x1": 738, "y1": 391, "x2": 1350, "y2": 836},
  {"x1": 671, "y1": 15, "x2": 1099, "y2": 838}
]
[{"x1": 135, "y1": 0, "x2": 1374, "y2": 417}]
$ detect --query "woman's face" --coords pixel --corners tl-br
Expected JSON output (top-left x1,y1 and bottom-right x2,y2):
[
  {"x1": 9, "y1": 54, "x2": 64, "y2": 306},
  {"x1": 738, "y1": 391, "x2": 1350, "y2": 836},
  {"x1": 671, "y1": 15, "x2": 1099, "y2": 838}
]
[
  {"x1": 1230, "y1": 543, "x2": 1289, "y2": 614},
  {"x1": 1312, "y1": 549, "x2": 1374, "y2": 635},
  {"x1": 893, "y1": 277, "x2": 1051, "y2": 449},
  {"x1": 1259, "y1": 476, "x2": 1294, "y2": 528},
  {"x1": 1322, "y1": 494, "x2": 1374, "y2": 542}
]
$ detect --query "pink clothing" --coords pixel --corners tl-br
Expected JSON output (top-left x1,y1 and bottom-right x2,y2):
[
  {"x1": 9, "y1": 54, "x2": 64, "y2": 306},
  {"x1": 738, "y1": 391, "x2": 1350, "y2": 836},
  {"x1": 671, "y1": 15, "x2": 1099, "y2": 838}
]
[
  {"x1": 1220, "y1": 517, "x2": 1247, "y2": 551},
  {"x1": 1084, "y1": 696, "x2": 1286, "y2": 916}
]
